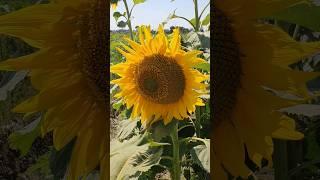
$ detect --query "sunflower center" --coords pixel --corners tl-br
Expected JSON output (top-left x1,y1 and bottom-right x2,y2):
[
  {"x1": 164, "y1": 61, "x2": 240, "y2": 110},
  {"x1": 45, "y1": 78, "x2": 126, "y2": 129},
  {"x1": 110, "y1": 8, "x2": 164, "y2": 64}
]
[
  {"x1": 135, "y1": 54, "x2": 185, "y2": 104},
  {"x1": 79, "y1": 0, "x2": 108, "y2": 103},
  {"x1": 213, "y1": 7, "x2": 242, "y2": 125},
  {"x1": 143, "y1": 78, "x2": 158, "y2": 93}
]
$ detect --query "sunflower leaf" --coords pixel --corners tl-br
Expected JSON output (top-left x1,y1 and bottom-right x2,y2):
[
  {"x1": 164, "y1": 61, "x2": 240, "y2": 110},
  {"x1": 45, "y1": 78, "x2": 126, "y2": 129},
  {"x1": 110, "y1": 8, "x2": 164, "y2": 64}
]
[
  {"x1": 8, "y1": 117, "x2": 41, "y2": 156},
  {"x1": 117, "y1": 118, "x2": 139, "y2": 141},
  {"x1": 270, "y1": 3, "x2": 320, "y2": 31},
  {"x1": 280, "y1": 104, "x2": 320, "y2": 117},
  {"x1": 111, "y1": 134, "x2": 163, "y2": 180},
  {"x1": 149, "y1": 120, "x2": 176, "y2": 142},
  {"x1": 113, "y1": 11, "x2": 122, "y2": 22},
  {"x1": 190, "y1": 139, "x2": 210, "y2": 172},
  {"x1": 117, "y1": 20, "x2": 127, "y2": 28},
  {"x1": 201, "y1": 13, "x2": 210, "y2": 26}
]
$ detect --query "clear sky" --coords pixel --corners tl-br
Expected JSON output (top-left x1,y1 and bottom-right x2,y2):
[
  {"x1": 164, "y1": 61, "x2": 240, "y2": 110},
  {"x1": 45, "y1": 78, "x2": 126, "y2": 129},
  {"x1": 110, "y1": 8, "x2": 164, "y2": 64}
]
[{"x1": 110, "y1": 0, "x2": 210, "y2": 30}]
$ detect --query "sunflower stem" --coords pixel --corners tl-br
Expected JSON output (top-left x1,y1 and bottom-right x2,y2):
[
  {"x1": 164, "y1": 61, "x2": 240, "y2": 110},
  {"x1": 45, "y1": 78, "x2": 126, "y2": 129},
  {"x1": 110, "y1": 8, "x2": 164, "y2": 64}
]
[
  {"x1": 123, "y1": 0, "x2": 134, "y2": 40},
  {"x1": 194, "y1": 0, "x2": 200, "y2": 31},
  {"x1": 170, "y1": 120, "x2": 181, "y2": 180}
]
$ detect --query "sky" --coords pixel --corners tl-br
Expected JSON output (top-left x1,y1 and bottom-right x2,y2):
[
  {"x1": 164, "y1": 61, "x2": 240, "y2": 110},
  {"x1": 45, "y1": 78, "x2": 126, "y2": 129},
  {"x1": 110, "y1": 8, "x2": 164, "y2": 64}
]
[{"x1": 110, "y1": 0, "x2": 210, "y2": 30}]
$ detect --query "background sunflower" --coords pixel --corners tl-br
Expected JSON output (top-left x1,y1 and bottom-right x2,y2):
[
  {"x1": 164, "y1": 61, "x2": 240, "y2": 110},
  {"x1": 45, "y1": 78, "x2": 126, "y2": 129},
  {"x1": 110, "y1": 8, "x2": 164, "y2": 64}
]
[
  {"x1": 0, "y1": 0, "x2": 109, "y2": 179},
  {"x1": 213, "y1": 0, "x2": 320, "y2": 179}
]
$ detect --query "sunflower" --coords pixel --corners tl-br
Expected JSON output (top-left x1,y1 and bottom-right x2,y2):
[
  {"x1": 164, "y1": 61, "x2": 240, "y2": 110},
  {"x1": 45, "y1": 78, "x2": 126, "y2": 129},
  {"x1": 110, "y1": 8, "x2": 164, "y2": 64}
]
[
  {"x1": 213, "y1": 0, "x2": 320, "y2": 179},
  {"x1": 111, "y1": 25, "x2": 208, "y2": 125},
  {"x1": 0, "y1": 0, "x2": 108, "y2": 179}
]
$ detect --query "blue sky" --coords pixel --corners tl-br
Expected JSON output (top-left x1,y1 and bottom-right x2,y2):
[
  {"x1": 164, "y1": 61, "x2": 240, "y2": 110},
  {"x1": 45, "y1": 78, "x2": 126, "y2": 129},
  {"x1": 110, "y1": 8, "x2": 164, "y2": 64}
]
[{"x1": 110, "y1": 0, "x2": 210, "y2": 30}]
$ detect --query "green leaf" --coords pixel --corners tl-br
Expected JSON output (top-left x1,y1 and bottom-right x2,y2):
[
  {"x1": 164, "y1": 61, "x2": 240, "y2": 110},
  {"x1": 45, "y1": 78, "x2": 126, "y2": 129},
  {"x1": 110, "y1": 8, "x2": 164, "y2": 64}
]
[
  {"x1": 270, "y1": 3, "x2": 320, "y2": 31},
  {"x1": 113, "y1": 11, "x2": 122, "y2": 21},
  {"x1": 133, "y1": 0, "x2": 146, "y2": 5},
  {"x1": 117, "y1": 20, "x2": 127, "y2": 28},
  {"x1": 110, "y1": 134, "x2": 162, "y2": 180},
  {"x1": 190, "y1": 18, "x2": 196, "y2": 27},
  {"x1": 9, "y1": 117, "x2": 41, "y2": 156},
  {"x1": 112, "y1": 99, "x2": 123, "y2": 110},
  {"x1": 195, "y1": 62, "x2": 210, "y2": 72},
  {"x1": 201, "y1": 13, "x2": 210, "y2": 26},
  {"x1": 190, "y1": 139, "x2": 210, "y2": 172}
]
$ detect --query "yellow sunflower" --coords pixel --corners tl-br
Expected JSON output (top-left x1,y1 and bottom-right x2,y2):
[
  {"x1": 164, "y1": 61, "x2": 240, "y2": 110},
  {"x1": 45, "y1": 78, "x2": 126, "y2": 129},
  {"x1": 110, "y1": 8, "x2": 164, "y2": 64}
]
[
  {"x1": 213, "y1": 0, "x2": 320, "y2": 179},
  {"x1": 111, "y1": 25, "x2": 208, "y2": 125},
  {"x1": 0, "y1": 0, "x2": 108, "y2": 179}
]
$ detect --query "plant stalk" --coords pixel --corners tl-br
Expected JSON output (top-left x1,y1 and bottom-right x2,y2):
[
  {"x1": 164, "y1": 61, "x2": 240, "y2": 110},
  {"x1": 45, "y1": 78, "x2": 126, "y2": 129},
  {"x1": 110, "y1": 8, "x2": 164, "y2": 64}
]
[
  {"x1": 170, "y1": 121, "x2": 181, "y2": 180},
  {"x1": 194, "y1": 0, "x2": 200, "y2": 31},
  {"x1": 123, "y1": 0, "x2": 134, "y2": 40}
]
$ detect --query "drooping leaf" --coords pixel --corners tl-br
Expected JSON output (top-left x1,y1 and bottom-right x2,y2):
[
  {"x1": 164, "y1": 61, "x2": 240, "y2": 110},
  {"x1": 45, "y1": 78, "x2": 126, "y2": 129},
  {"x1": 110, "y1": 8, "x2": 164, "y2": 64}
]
[
  {"x1": 269, "y1": 3, "x2": 320, "y2": 31},
  {"x1": 190, "y1": 139, "x2": 210, "y2": 172},
  {"x1": 110, "y1": 134, "x2": 162, "y2": 180},
  {"x1": 280, "y1": 104, "x2": 320, "y2": 117},
  {"x1": 133, "y1": 0, "x2": 146, "y2": 5},
  {"x1": 149, "y1": 120, "x2": 175, "y2": 142},
  {"x1": 117, "y1": 118, "x2": 139, "y2": 141},
  {"x1": 8, "y1": 117, "x2": 41, "y2": 156},
  {"x1": 123, "y1": 148, "x2": 163, "y2": 179},
  {"x1": 117, "y1": 20, "x2": 127, "y2": 28},
  {"x1": 113, "y1": 11, "x2": 122, "y2": 21}
]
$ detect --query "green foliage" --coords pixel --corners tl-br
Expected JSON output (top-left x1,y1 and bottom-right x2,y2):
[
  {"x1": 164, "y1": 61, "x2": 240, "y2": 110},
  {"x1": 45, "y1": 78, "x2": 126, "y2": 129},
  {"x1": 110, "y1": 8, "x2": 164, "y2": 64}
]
[
  {"x1": 190, "y1": 139, "x2": 210, "y2": 172},
  {"x1": 110, "y1": 134, "x2": 163, "y2": 180},
  {"x1": 49, "y1": 139, "x2": 75, "y2": 180},
  {"x1": 270, "y1": 3, "x2": 320, "y2": 31},
  {"x1": 201, "y1": 14, "x2": 210, "y2": 26},
  {"x1": 133, "y1": 0, "x2": 147, "y2": 5},
  {"x1": 113, "y1": 11, "x2": 123, "y2": 21},
  {"x1": 9, "y1": 117, "x2": 41, "y2": 156}
]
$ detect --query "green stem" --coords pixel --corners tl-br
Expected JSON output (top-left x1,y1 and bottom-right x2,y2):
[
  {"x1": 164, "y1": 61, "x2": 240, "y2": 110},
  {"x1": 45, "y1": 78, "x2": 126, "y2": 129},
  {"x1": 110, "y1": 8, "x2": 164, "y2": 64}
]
[
  {"x1": 170, "y1": 121, "x2": 181, "y2": 180},
  {"x1": 194, "y1": 0, "x2": 200, "y2": 31},
  {"x1": 123, "y1": 0, "x2": 134, "y2": 40}
]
